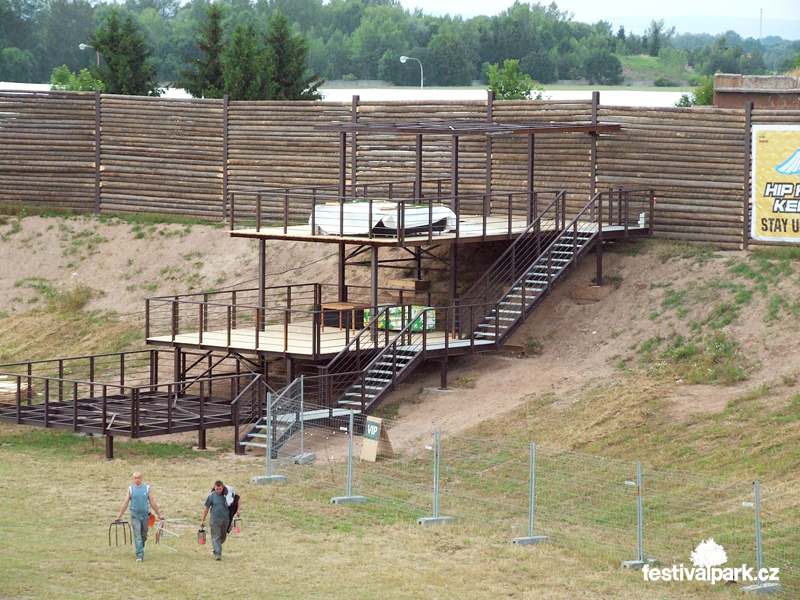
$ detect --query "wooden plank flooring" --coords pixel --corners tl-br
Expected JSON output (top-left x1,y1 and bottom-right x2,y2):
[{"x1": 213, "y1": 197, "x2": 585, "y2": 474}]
[{"x1": 148, "y1": 321, "x2": 459, "y2": 357}]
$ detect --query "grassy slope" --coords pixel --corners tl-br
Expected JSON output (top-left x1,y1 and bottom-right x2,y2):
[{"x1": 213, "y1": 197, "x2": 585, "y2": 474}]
[{"x1": 1, "y1": 230, "x2": 799, "y2": 598}]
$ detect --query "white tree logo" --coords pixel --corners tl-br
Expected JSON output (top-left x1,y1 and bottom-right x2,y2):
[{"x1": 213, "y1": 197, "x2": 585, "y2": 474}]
[{"x1": 690, "y1": 539, "x2": 728, "y2": 568}]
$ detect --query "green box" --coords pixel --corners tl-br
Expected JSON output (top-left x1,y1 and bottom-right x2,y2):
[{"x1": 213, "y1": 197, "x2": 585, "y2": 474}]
[{"x1": 364, "y1": 305, "x2": 435, "y2": 331}]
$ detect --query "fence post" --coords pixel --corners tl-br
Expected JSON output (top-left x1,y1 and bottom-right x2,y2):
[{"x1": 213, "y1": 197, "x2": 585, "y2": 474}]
[
  {"x1": 331, "y1": 410, "x2": 366, "y2": 504},
  {"x1": 621, "y1": 461, "x2": 649, "y2": 568},
  {"x1": 94, "y1": 89, "x2": 101, "y2": 215},
  {"x1": 292, "y1": 375, "x2": 315, "y2": 464},
  {"x1": 418, "y1": 427, "x2": 453, "y2": 525},
  {"x1": 512, "y1": 442, "x2": 549, "y2": 545},
  {"x1": 741, "y1": 481, "x2": 782, "y2": 594},
  {"x1": 252, "y1": 392, "x2": 287, "y2": 484}
]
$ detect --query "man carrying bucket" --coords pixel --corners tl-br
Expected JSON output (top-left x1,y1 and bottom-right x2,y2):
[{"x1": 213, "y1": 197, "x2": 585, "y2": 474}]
[
  {"x1": 115, "y1": 471, "x2": 163, "y2": 562},
  {"x1": 200, "y1": 480, "x2": 239, "y2": 560}
]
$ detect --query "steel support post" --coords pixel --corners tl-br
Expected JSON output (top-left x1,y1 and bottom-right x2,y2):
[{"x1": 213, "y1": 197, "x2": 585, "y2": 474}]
[
  {"x1": 741, "y1": 481, "x2": 782, "y2": 594},
  {"x1": 253, "y1": 392, "x2": 287, "y2": 484},
  {"x1": 331, "y1": 411, "x2": 367, "y2": 504},
  {"x1": 512, "y1": 442, "x2": 549, "y2": 545},
  {"x1": 418, "y1": 427, "x2": 453, "y2": 525}
]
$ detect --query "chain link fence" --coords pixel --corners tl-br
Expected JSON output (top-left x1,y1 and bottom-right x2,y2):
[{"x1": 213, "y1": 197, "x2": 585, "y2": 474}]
[{"x1": 249, "y1": 394, "x2": 799, "y2": 596}]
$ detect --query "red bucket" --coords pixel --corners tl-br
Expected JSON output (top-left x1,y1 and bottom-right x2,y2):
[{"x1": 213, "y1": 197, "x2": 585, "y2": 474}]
[
  {"x1": 233, "y1": 518, "x2": 241, "y2": 534},
  {"x1": 198, "y1": 527, "x2": 206, "y2": 545}
]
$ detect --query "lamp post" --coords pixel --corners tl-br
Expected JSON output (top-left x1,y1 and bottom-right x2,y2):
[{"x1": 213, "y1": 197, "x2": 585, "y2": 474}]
[
  {"x1": 79, "y1": 43, "x2": 100, "y2": 66},
  {"x1": 400, "y1": 55, "x2": 423, "y2": 90}
]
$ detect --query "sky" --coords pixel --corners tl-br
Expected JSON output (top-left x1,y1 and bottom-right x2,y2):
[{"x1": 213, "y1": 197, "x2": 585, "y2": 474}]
[{"x1": 397, "y1": 0, "x2": 800, "y2": 39}]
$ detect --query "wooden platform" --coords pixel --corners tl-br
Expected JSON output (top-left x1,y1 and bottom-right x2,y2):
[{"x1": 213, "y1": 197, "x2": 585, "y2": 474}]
[
  {"x1": 231, "y1": 214, "x2": 536, "y2": 246},
  {"x1": 146, "y1": 321, "x2": 491, "y2": 358},
  {"x1": 231, "y1": 216, "x2": 647, "y2": 247},
  {"x1": 0, "y1": 391, "x2": 234, "y2": 438}
]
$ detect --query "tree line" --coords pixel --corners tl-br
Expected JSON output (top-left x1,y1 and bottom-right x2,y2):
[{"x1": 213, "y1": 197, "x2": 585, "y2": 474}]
[{"x1": 1, "y1": 0, "x2": 799, "y2": 96}]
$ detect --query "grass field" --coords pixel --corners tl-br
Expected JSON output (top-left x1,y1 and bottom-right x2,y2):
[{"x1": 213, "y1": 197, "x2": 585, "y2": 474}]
[{"x1": 2, "y1": 378, "x2": 798, "y2": 600}]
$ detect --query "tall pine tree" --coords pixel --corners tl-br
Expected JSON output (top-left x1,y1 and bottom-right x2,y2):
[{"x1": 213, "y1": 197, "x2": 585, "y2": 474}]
[
  {"x1": 179, "y1": 3, "x2": 226, "y2": 99},
  {"x1": 222, "y1": 23, "x2": 267, "y2": 101},
  {"x1": 263, "y1": 10, "x2": 322, "y2": 101},
  {"x1": 89, "y1": 8, "x2": 160, "y2": 96}
]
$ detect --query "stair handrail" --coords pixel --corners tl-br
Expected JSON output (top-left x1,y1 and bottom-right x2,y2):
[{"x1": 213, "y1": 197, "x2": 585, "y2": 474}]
[
  {"x1": 485, "y1": 190, "x2": 607, "y2": 347},
  {"x1": 231, "y1": 374, "x2": 265, "y2": 452},
  {"x1": 460, "y1": 191, "x2": 566, "y2": 309}
]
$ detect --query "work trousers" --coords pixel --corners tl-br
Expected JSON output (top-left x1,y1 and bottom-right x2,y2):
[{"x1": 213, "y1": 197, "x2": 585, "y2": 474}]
[
  {"x1": 210, "y1": 516, "x2": 229, "y2": 559},
  {"x1": 130, "y1": 514, "x2": 149, "y2": 559}
]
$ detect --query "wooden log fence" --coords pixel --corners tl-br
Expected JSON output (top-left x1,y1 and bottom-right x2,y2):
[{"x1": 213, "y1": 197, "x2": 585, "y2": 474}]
[{"x1": 0, "y1": 90, "x2": 797, "y2": 248}]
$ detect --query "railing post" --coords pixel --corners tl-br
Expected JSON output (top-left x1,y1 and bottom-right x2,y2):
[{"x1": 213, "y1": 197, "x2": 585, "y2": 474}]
[
  {"x1": 44, "y1": 379, "x2": 50, "y2": 427},
  {"x1": 512, "y1": 442, "x2": 549, "y2": 545},
  {"x1": 171, "y1": 298, "x2": 178, "y2": 341},
  {"x1": 284, "y1": 192, "x2": 289, "y2": 234},
  {"x1": 15, "y1": 375, "x2": 21, "y2": 425}
]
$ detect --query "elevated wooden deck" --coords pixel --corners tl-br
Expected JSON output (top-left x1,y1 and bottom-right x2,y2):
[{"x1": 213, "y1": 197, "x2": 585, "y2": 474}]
[
  {"x1": 231, "y1": 213, "x2": 536, "y2": 246},
  {"x1": 147, "y1": 322, "x2": 495, "y2": 359}
]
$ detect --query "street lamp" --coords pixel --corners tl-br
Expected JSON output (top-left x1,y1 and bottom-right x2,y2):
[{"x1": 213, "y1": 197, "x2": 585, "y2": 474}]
[
  {"x1": 79, "y1": 43, "x2": 100, "y2": 66},
  {"x1": 400, "y1": 55, "x2": 423, "y2": 90}
]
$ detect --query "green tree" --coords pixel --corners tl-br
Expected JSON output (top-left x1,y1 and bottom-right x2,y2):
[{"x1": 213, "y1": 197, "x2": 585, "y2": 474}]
[
  {"x1": 693, "y1": 75, "x2": 714, "y2": 105},
  {"x1": 350, "y1": 4, "x2": 410, "y2": 78},
  {"x1": 34, "y1": 0, "x2": 95, "y2": 81},
  {"x1": 427, "y1": 31, "x2": 472, "y2": 86},
  {"x1": 88, "y1": 8, "x2": 161, "y2": 95},
  {"x1": 583, "y1": 49, "x2": 622, "y2": 85},
  {"x1": 520, "y1": 50, "x2": 557, "y2": 84},
  {"x1": 50, "y1": 64, "x2": 104, "y2": 90},
  {"x1": 179, "y1": 2, "x2": 226, "y2": 98},
  {"x1": 263, "y1": 10, "x2": 323, "y2": 100},
  {"x1": 486, "y1": 58, "x2": 542, "y2": 100},
  {"x1": 222, "y1": 23, "x2": 266, "y2": 100},
  {"x1": 1, "y1": 47, "x2": 35, "y2": 81},
  {"x1": 644, "y1": 20, "x2": 674, "y2": 57},
  {"x1": 674, "y1": 75, "x2": 714, "y2": 107}
]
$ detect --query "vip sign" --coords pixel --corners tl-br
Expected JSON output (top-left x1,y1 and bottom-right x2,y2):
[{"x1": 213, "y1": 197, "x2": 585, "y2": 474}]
[{"x1": 752, "y1": 125, "x2": 800, "y2": 242}]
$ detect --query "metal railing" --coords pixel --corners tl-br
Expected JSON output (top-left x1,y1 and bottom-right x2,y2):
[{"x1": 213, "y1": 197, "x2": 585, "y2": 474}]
[
  {"x1": 227, "y1": 182, "x2": 567, "y2": 244},
  {"x1": 0, "y1": 368, "x2": 257, "y2": 438}
]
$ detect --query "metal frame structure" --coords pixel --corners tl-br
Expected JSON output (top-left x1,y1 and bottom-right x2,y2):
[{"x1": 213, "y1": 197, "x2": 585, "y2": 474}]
[{"x1": 0, "y1": 102, "x2": 656, "y2": 456}]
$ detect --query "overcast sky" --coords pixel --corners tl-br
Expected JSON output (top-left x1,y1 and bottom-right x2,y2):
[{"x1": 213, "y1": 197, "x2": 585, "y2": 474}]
[{"x1": 396, "y1": 0, "x2": 800, "y2": 39}]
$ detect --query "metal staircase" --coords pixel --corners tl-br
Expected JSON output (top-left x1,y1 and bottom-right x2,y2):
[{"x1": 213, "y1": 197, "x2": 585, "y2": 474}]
[
  {"x1": 474, "y1": 229, "x2": 596, "y2": 343},
  {"x1": 237, "y1": 189, "x2": 650, "y2": 449},
  {"x1": 336, "y1": 342, "x2": 424, "y2": 412}
]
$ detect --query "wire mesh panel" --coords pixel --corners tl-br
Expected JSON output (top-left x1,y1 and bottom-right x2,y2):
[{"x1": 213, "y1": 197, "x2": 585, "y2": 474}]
[{"x1": 246, "y1": 397, "x2": 800, "y2": 596}]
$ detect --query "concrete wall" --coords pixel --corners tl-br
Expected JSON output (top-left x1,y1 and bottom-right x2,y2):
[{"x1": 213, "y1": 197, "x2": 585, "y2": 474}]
[{"x1": 714, "y1": 74, "x2": 800, "y2": 110}]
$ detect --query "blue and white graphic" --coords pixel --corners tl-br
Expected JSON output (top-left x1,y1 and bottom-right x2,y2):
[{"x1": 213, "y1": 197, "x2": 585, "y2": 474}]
[{"x1": 776, "y1": 150, "x2": 800, "y2": 175}]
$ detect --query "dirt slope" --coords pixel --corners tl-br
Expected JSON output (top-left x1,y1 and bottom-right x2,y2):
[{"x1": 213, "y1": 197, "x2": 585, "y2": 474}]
[{"x1": 1, "y1": 215, "x2": 798, "y2": 453}]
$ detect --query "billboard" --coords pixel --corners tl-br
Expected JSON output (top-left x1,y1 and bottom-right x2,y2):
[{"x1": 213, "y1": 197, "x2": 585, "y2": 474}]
[{"x1": 751, "y1": 125, "x2": 800, "y2": 243}]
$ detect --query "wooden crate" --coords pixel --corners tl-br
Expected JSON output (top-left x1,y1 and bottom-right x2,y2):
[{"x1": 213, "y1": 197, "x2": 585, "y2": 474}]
[{"x1": 0, "y1": 379, "x2": 35, "y2": 405}]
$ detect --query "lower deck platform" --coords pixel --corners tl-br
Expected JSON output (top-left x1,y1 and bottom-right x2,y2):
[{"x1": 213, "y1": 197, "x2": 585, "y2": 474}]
[{"x1": 0, "y1": 391, "x2": 235, "y2": 439}]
